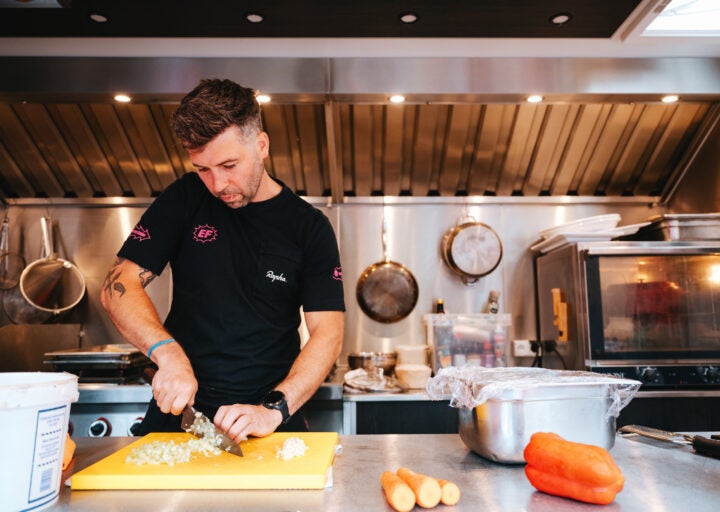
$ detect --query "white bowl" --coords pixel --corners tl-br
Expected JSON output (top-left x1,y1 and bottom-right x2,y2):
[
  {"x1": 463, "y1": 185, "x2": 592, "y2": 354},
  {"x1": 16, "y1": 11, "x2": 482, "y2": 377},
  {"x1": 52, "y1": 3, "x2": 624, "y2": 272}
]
[
  {"x1": 396, "y1": 344, "x2": 430, "y2": 365},
  {"x1": 395, "y1": 364, "x2": 432, "y2": 389}
]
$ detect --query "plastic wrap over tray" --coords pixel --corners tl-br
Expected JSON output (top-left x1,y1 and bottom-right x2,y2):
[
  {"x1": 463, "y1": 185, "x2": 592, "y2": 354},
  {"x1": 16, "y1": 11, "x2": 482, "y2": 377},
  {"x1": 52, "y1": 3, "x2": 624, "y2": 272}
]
[{"x1": 426, "y1": 366, "x2": 641, "y2": 419}]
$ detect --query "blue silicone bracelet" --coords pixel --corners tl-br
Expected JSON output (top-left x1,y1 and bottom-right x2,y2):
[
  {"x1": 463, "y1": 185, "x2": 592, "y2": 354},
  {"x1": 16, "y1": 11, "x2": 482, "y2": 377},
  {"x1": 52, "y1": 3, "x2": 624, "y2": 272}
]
[{"x1": 146, "y1": 338, "x2": 175, "y2": 359}]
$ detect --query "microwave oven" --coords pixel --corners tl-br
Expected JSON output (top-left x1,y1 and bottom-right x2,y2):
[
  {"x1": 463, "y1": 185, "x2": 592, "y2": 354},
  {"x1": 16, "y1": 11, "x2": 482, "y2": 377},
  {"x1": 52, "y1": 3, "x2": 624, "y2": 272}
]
[{"x1": 535, "y1": 241, "x2": 720, "y2": 388}]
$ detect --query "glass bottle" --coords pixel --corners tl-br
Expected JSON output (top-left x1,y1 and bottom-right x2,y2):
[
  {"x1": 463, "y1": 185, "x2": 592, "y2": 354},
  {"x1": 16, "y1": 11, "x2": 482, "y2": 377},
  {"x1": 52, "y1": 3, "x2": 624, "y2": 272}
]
[{"x1": 433, "y1": 299, "x2": 453, "y2": 369}]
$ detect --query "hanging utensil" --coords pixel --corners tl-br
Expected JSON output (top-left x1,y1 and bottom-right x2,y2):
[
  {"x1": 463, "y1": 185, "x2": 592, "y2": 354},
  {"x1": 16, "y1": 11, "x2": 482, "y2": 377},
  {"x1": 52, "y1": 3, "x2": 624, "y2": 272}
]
[
  {"x1": 441, "y1": 216, "x2": 503, "y2": 286},
  {"x1": 356, "y1": 216, "x2": 418, "y2": 323},
  {"x1": 619, "y1": 424, "x2": 720, "y2": 459},
  {"x1": 19, "y1": 216, "x2": 86, "y2": 315},
  {"x1": 2, "y1": 216, "x2": 52, "y2": 324},
  {"x1": 0, "y1": 211, "x2": 26, "y2": 290}
]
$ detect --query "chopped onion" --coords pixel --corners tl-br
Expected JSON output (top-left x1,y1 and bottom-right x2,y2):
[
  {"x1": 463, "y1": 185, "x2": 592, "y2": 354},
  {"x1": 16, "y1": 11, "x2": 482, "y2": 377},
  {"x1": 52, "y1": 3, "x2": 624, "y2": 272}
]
[{"x1": 276, "y1": 437, "x2": 308, "y2": 461}]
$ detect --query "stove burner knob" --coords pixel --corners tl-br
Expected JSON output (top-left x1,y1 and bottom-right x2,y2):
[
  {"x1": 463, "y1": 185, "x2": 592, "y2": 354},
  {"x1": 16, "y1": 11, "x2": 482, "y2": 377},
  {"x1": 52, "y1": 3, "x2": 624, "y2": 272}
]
[
  {"x1": 701, "y1": 366, "x2": 720, "y2": 384},
  {"x1": 88, "y1": 417, "x2": 112, "y2": 437},
  {"x1": 641, "y1": 367, "x2": 661, "y2": 384},
  {"x1": 128, "y1": 417, "x2": 144, "y2": 436}
]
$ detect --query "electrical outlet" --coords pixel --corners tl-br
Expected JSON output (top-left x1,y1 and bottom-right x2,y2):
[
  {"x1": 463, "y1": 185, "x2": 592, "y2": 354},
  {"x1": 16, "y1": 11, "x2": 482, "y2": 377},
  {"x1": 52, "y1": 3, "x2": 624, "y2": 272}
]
[
  {"x1": 512, "y1": 339, "x2": 534, "y2": 358},
  {"x1": 555, "y1": 341, "x2": 571, "y2": 355}
]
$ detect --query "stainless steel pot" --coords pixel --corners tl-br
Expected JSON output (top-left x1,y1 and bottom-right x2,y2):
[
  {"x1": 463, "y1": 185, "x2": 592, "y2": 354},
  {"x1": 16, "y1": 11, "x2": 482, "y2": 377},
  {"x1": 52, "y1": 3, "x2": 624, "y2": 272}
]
[
  {"x1": 441, "y1": 217, "x2": 503, "y2": 285},
  {"x1": 347, "y1": 352, "x2": 397, "y2": 376}
]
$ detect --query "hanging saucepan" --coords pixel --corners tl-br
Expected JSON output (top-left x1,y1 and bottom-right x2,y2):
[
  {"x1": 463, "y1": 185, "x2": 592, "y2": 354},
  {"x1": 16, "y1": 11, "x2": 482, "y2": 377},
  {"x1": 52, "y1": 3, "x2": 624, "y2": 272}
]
[
  {"x1": 0, "y1": 211, "x2": 25, "y2": 290},
  {"x1": 19, "y1": 216, "x2": 86, "y2": 316},
  {"x1": 441, "y1": 217, "x2": 503, "y2": 286},
  {"x1": 356, "y1": 217, "x2": 419, "y2": 323}
]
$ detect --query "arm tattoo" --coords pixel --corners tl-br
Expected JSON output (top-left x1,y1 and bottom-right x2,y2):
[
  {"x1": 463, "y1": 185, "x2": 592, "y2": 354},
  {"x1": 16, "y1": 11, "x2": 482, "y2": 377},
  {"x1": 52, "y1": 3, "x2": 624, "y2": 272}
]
[
  {"x1": 102, "y1": 257, "x2": 156, "y2": 298},
  {"x1": 139, "y1": 268, "x2": 157, "y2": 288}
]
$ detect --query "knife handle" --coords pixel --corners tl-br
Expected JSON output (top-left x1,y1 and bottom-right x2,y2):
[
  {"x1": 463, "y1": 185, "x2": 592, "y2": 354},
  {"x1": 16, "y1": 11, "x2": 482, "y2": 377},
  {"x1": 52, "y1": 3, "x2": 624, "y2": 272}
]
[{"x1": 692, "y1": 436, "x2": 720, "y2": 459}]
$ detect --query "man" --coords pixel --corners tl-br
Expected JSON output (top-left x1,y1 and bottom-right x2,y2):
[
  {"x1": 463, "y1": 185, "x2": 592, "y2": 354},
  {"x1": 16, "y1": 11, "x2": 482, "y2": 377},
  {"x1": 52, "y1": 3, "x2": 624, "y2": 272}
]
[{"x1": 100, "y1": 78, "x2": 345, "y2": 442}]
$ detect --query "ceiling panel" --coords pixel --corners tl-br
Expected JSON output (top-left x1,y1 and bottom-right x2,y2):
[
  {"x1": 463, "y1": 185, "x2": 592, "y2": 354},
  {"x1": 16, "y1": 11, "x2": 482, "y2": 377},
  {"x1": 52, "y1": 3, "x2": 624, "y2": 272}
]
[{"x1": 0, "y1": 1, "x2": 643, "y2": 39}]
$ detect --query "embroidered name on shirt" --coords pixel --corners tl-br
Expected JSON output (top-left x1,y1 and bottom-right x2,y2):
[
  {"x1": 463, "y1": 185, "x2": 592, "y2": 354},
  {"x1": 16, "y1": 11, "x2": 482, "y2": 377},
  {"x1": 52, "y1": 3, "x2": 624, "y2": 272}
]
[
  {"x1": 193, "y1": 224, "x2": 218, "y2": 243},
  {"x1": 266, "y1": 270, "x2": 287, "y2": 283},
  {"x1": 130, "y1": 224, "x2": 151, "y2": 242}
]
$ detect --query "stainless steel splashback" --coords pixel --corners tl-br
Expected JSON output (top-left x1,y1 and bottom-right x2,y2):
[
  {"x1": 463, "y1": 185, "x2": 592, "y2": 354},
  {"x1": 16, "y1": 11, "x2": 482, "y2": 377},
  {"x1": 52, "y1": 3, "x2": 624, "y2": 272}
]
[{"x1": 0, "y1": 199, "x2": 663, "y2": 369}]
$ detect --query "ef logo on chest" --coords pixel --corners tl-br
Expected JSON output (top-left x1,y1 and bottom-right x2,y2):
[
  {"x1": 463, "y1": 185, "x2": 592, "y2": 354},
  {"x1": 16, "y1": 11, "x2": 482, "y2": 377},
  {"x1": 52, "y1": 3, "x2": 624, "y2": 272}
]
[{"x1": 193, "y1": 224, "x2": 218, "y2": 243}]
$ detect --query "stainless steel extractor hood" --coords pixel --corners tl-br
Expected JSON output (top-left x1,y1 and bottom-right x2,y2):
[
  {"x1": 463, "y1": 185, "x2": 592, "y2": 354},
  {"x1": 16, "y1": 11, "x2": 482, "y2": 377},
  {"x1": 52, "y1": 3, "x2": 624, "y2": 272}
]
[{"x1": 1, "y1": 56, "x2": 720, "y2": 203}]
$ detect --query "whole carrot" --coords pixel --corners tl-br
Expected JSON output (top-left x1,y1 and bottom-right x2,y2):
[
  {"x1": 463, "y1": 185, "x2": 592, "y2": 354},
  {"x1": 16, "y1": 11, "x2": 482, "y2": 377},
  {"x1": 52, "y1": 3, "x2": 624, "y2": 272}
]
[
  {"x1": 397, "y1": 467, "x2": 441, "y2": 508},
  {"x1": 381, "y1": 471, "x2": 416, "y2": 512}
]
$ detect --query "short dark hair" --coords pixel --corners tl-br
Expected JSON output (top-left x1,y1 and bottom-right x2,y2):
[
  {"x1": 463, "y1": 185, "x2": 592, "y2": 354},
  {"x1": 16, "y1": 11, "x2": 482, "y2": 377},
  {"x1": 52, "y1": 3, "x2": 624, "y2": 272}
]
[{"x1": 172, "y1": 78, "x2": 263, "y2": 149}]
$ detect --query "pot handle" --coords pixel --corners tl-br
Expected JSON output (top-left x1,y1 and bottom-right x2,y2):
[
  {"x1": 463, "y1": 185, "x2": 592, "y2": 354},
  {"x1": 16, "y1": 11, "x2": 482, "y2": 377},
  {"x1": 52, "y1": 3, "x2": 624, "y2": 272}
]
[
  {"x1": 460, "y1": 274, "x2": 481, "y2": 286},
  {"x1": 381, "y1": 215, "x2": 389, "y2": 262},
  {"x1": 40, "y1": 216, "x2": 54, "y2": 259}
]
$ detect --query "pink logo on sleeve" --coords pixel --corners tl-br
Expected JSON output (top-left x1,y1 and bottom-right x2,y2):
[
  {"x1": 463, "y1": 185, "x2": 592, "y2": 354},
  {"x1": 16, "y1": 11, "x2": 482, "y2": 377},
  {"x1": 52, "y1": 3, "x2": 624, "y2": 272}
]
[
  {"x1": 130, "y1": 224, "x2": 151, "y2": 241},
  {"x1": 193, "y1": 224, "x2": 218, "y2": 243},
  {"x1": 332, "y1": 266, "x2": 343, "y2": 281}
]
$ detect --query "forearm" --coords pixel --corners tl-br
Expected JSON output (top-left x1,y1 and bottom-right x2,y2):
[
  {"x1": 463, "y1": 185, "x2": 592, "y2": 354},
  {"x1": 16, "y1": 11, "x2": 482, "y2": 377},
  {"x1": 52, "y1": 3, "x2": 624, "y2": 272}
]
[
  {"x1": 100, "y1": 258, "x2": 173, "y2": 357},
  {"x1": 276, "y1": 311, "x2": 344, "y2": 415},
  {"x1": 101, "y1": 257, "x2": 197, "y2": 414}
]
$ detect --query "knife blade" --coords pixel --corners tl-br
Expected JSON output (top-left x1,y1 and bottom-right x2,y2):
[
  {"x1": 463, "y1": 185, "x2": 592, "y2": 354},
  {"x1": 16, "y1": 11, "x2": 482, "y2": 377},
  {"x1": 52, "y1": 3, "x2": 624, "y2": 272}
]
[
  {"x1": 181, "y1": 405, "x2": 243, "y2": 457},
  {"x1": 619, "y1": 424, "x2": 720, "y2": 459}
]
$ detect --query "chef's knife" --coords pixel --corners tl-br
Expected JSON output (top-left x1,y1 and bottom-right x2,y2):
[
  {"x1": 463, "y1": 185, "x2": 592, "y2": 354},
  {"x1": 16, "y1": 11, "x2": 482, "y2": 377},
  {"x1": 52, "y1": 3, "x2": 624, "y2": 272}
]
[
  {"x1": 619, "y1": 424, "x2": 720, "y2": 459},
  {"x1": 181, "y1": 405, "x2": 244, "y2": 457}
]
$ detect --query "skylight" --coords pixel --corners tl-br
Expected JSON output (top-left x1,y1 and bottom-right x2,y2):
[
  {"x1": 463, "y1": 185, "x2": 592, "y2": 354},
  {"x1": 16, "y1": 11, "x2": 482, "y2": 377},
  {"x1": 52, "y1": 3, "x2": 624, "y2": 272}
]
[{"x1": 644, "y1": 0, "x2": 720, "y2": 36}]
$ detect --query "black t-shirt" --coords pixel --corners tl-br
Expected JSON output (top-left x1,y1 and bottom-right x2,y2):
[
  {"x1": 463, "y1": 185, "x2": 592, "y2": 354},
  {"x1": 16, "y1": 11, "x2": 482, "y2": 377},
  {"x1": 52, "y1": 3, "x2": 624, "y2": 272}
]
[{"x1": 118, "y1": 173, "x2": 345, "y2": 408}]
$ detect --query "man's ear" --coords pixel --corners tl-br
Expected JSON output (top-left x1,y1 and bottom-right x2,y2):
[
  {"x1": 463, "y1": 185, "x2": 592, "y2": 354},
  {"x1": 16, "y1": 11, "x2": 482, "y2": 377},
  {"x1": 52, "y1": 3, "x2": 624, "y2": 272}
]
[{"x1": 257, "y1": 131, "x2": 270, "y2": 158}]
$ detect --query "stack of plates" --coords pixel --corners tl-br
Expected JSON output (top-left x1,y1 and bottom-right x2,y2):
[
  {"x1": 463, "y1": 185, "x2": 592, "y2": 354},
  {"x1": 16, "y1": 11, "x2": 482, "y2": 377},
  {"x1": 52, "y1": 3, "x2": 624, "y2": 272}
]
[{"x1": 531, "y1": 214, "x2": 650, "y2": 254}]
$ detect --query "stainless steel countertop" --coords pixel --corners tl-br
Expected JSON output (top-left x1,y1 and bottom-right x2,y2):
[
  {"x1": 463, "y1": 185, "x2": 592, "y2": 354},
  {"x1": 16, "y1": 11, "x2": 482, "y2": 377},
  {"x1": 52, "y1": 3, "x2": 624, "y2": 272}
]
[{"x1": 57, "y1": 433, "x2": 720, "y2": 511}]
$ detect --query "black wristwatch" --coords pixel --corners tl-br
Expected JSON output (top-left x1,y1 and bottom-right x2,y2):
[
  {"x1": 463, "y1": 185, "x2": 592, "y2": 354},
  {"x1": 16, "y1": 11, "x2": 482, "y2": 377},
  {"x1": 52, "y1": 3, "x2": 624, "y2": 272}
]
[{"x1": 262, "y1": 389, "x2": 290, "y2": 424}]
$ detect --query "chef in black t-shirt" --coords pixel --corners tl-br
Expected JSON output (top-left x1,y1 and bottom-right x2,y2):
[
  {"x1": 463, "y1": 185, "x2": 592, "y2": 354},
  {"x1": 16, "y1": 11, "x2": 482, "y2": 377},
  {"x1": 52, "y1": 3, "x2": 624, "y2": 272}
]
[{"x1": 101, "y1": 79, "x2": 345, "y2": 441}]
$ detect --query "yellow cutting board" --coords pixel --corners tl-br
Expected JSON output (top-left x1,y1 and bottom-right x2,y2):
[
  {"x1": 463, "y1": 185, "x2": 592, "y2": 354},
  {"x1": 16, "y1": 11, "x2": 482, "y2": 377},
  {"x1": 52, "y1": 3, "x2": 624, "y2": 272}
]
[{"x1": 71, "y1": 432, "x2": 338, "y2": 490}]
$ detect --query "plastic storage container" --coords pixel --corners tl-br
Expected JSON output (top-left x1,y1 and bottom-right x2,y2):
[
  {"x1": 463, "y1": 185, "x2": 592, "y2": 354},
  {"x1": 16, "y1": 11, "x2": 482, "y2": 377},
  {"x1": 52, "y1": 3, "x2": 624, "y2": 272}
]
[
  {"x1": 423, "y1": 313, "x2": 512, "y2": 373},
  {"x1": 0, "y1": 372, "x2": 79, "y2": 511}
]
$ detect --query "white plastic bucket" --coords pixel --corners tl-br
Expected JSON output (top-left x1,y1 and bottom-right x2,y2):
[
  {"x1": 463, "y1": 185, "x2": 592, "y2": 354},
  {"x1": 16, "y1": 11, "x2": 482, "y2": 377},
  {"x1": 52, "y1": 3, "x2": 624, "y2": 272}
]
[{"x1": 0, "y1": 372, "x2": 78, "y2": 512}]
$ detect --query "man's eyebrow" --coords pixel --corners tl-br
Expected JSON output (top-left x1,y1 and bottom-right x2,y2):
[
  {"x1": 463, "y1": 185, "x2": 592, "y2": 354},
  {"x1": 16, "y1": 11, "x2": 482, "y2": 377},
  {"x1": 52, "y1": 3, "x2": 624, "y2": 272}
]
[{"x1": 191, "y1": 158, "x2": 237, "y2": 169}]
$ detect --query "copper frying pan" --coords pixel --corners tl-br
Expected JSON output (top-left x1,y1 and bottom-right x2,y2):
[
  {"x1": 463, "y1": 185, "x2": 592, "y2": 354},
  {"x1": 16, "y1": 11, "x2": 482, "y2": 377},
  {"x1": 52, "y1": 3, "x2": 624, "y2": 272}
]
[{"x1": 356, "y1": 217, "x2": 418, "y2": 323}]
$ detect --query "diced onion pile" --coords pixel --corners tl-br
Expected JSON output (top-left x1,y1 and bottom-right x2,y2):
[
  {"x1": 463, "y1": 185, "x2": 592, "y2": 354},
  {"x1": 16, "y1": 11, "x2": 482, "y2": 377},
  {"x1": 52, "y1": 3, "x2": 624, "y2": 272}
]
[
  {"x1": 125, "y1": 438, "x2": 221, "y2": 466},
  {"x1": 276, "y1": 437, "x2": 308, "y2": 461},
  {"x1": 125, "y1": 412, "x2": 223, "y2": 466}
]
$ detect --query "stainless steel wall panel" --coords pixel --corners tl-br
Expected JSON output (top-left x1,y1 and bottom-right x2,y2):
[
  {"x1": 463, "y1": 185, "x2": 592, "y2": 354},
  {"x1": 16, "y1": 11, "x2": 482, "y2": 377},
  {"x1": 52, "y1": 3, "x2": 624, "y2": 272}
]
[{"x1": 0, "y1": 199, "x2": 668, "y2": 370}]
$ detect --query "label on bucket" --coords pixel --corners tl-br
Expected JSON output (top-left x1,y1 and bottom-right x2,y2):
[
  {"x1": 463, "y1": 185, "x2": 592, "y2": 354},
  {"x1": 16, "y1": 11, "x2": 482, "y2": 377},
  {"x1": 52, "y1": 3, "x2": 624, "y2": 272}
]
[{"x1": 26, "y1": 404, "x2": 68, "y2": 510}]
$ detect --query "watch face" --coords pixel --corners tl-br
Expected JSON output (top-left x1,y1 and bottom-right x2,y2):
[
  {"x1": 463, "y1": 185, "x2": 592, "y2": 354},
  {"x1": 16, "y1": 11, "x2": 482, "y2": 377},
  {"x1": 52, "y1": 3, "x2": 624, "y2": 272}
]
[{"x1": 264, "y1": 390, "x2": 286, "y2": 407}]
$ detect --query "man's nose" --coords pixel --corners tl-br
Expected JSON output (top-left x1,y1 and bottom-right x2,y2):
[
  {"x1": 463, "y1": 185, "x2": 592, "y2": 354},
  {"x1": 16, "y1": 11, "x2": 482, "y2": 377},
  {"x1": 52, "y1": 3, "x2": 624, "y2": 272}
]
[{"x1": 209, "y1": 169, "x2": 228, "y2": 193}]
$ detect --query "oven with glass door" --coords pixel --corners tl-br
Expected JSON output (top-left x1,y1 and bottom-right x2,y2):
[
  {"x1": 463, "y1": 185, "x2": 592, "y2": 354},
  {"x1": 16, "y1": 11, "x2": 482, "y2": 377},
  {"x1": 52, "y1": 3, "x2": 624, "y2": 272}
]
[{"x1": 535, "y1": 241, "x2": 720, "y2": 389}]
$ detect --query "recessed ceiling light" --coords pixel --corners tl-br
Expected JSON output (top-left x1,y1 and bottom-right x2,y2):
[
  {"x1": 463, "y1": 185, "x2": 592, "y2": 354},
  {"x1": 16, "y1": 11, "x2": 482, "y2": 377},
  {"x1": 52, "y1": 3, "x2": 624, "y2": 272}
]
[
  {"x1": 246, "y1": 13, "x2": 264, "y2": 23},
  {"x1": 89, "y1": 13, "x2": 108, "y2": 23},
  {"x1": 662, "y1": 95, "x2": 679, "y2": 103},
  {"x1": 389, "y1": 94, "x2": 406, "y2": 104},
  {"x1": 527, "y1": 95, "x2": 543, "y2": 103},
  {"x1": 550, "y1": 13, "x2": 572, "y2": 26},
  {"x1": 400, "y1": 13, "x2": 418, "y2": 24},
  {"x1": 256, "y1": 94, "x2": 271, "y2": 104},
  {"x1": 114, "y1": 94, "x2": 131, "y2": 103}
]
